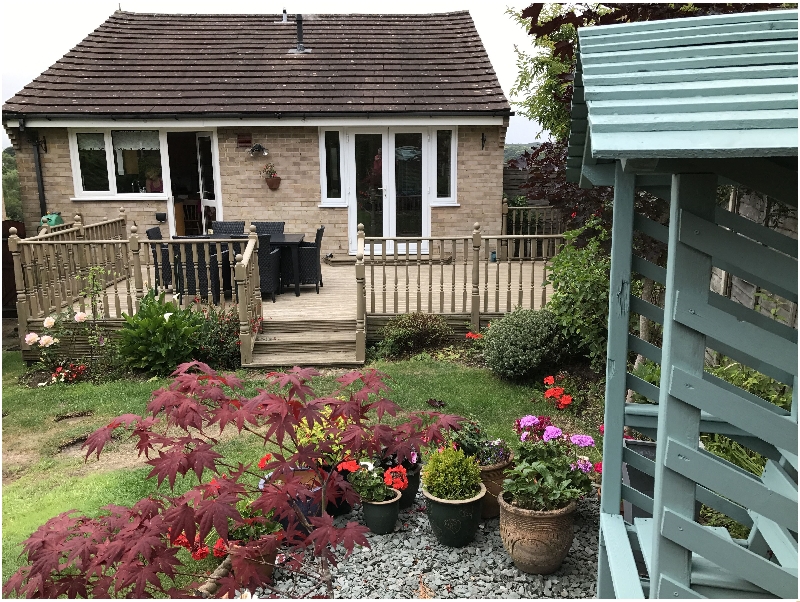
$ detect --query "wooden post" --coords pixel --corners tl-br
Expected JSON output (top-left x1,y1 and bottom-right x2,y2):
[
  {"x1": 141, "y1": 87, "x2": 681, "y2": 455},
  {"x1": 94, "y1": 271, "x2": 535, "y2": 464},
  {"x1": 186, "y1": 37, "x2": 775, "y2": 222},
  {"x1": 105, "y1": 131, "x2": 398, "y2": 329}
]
[
  {"x1": 74, "y1": 214, "x2": 85, "y2": 240},
  {"x1": 118, "y1": 207, "x2": 127, "y2": 239},
  {"x1": 8, "y1": 228, "x2": 31, "y2": 350},
  {"x1": 130, "y1": 225, "x2": 144, "y2": 310},
  {"x1": 249, "y1": 225, "x2": 261, "y2": 307},
  {"x1": 355, "y1": 224, "x2": 366, "y2": 363},
  {"x1": 235, "y1": 253, "x2": 252, "y2": 365},
  {"x1": 596, "y1": 163, "x2": 636, "y2": 599},
  {"x1": 500, "y1": 199, "x2": 509, "y2": 261},
  {"x1": 470, "y1": 222, "x2": 482, "y2": 332}
]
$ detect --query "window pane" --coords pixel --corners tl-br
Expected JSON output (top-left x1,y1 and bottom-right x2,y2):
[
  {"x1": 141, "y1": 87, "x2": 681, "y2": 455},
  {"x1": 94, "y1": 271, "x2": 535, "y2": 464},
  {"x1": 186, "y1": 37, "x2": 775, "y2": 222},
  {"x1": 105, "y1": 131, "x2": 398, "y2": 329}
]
[
  {"x1": 395, "y1": 132, "x2": 422, "y2": 237},
  {"x1": 76, "y1": 133, "x2": 109, "y2": 191},
  {"x1": 355, "y1": 134, "x2": 383, "y2": 237},
  {"x1": 436, "y1": 129, "x2": 452, "y2": 198},
  {"x1": 325, "y1": 131, "x2": 342, "y2": 198},
  {"x1": 111, "y1": 130, "x2": 162, "y2": 194}
]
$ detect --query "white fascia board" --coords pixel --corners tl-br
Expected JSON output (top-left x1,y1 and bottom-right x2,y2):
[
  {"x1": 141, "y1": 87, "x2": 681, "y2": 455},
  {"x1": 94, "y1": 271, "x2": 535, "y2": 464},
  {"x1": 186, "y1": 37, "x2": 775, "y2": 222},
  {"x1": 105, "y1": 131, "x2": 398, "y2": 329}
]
[{"x1": 11, "y1": 115, "x2": 504, "y2": 129}]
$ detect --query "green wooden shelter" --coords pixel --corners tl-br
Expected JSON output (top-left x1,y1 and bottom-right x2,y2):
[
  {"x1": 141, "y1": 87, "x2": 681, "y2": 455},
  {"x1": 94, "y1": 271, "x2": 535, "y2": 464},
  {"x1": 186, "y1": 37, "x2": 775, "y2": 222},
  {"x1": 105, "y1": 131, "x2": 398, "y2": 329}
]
[{"x1": 566, "y1": 9, "x2": 798, "y2": 599}]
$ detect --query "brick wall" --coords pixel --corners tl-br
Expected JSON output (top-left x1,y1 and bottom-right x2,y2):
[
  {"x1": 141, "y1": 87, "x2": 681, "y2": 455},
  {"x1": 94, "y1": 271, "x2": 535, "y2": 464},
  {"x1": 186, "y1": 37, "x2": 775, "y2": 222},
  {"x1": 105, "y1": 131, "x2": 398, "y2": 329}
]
[
  {"x1": 217, "y1": 126, "x2": 349, "y2": 252},
  {"x1": 432, "y1": 125, "x2": 504, "y2": 238}
]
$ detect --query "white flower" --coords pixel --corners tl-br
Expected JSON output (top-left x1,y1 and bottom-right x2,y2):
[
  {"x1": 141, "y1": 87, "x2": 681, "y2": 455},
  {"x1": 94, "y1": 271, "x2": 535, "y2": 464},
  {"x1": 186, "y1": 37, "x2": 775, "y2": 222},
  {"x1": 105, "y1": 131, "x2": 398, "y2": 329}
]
[
  {"x1": 74, "y1": 312, "x2": 88, "y2": 323},
  {"x1": 37, "y1": 382, "x2": 47, "y2": 387},
  {"x1": 43, "y1": 316, "x2": 56, "y2": 329},
  {"x1": 24, "y1": 332, "x2": 40, "y2": 345},
  {"x1": 39, "y1": 335, "x2": 55, "y2": 348},
  {"x1": 163, "y1": 313, "x2": 173, "y2": 322}
]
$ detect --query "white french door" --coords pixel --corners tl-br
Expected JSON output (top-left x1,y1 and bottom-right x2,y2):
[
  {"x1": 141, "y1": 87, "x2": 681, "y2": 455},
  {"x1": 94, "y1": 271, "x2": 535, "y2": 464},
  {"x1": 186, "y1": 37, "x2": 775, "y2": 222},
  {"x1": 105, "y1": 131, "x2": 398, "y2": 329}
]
[
  {"x1": 346, "y1": 128, "x2": 430, "y2": 254},
  {"x1": 196, "y1": 133, "x2": 219, "y2": 233}
]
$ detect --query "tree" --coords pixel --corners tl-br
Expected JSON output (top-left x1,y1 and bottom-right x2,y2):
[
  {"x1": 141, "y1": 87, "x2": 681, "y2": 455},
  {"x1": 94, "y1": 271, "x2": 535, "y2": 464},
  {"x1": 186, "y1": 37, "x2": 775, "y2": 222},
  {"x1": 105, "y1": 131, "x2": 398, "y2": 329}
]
[{"x1": 2, "y1": 146, "x2": 22, "y2": 221}]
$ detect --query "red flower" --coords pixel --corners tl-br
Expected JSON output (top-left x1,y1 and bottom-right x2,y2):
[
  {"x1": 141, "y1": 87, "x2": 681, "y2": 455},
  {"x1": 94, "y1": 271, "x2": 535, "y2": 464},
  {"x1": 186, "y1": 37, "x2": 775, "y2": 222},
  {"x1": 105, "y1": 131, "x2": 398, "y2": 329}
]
[
  {"x1": 173, "y1": 533, "x2": 191, "y2": 549},
  {"x1": 544, "y1": 387, "x2": 564, "y2": 399},
  {"x1": 383, "y1": 465, "x2": 408, "y2": 491},
  {"x1": 258, "y1": 453, "x2": 272, "y2": 470},
  {"x1": 213, "y1": 538, "x2": 228, "y2": 558},
  {"x1": 594, "y1": 462, "x2": 603, "y2": 474},
  {"x1": 191, "y1": 544, "x2": 210, "y2": 561},
  {"x1": 543, "y1": 375, "x2": 555, "y2": 385},
  {"x1": 337, "y1": 460, "x2": 361, "y2": 473},
  {"x1": 557, "y1": 395, "x2": 573, "y2": 409},
  {"x1": 598, "y1": 424, "x2": 605, "y2": 434},
  {"x1": 571, "y1": 212, "x2": 577, "y2": 218},
  {"x1": 465, "y1": 332, "x2": 483, "y2": 340}
]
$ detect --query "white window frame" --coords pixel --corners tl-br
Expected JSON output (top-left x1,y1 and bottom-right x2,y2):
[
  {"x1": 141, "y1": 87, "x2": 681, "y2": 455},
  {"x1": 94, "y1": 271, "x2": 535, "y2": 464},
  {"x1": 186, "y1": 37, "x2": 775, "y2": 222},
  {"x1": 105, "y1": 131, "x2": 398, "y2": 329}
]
[
  {"x1": 318, "y1": 129, "x2": 347, "y2": 208},
  {"x1": 429, "y1": 127, "x2": 458, "y2": 207},
  {"x1": 68, "y1": 128, "x2": 170, "y2": 201}
]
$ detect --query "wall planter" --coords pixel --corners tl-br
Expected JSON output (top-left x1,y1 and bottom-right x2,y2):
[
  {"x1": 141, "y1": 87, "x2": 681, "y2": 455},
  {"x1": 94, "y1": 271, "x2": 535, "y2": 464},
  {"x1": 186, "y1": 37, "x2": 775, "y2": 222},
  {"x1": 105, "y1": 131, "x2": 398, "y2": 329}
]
[
  {"x1": 362, "y1": 488, "x2": 401, "y2": 535},
  {"x1": 479, "y1": 453, "x2": 514, "y2": 519},
  {"x1": 422, "y1": 483, "x2": 486, "y2": 547},
  {"x1": 265, "y1": 177, "x2": 281, "y2": 190},
  {"x1": 498, "y1": 492, "x2": 576, "y2": 574},
  {"x1": 399, "y1": 464, "x2": 422, "y2": 509}
]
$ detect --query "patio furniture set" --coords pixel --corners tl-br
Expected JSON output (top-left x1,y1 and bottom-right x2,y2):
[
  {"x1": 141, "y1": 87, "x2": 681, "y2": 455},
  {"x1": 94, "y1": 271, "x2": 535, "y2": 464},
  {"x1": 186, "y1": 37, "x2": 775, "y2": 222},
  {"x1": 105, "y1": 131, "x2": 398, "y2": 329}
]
[{"x1": 145, "y1": 221, "x2": 324, "y2": 303}]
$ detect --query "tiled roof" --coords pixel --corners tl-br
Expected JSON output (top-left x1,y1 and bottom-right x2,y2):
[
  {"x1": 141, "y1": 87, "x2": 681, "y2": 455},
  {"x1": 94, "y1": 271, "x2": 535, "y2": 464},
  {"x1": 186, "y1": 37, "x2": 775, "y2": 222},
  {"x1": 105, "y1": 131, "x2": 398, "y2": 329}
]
[
  {"x1": 567, "y1": 9, "x2": 798, "y2": 183},
  {"x1": 2, "y1": 11, "x2": 511, "y2": 118}
]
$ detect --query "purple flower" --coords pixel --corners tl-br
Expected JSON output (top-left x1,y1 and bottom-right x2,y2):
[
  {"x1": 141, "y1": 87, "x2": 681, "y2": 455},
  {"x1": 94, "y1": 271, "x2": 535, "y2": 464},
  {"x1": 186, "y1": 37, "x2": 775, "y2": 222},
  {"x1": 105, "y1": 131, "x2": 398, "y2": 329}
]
[
  {"x1": 543, "y1": 426, "x2": 562, "y2": 442},
  {"x1": 519, "y1": 415, "x2": 539, "y2": 429},
  {"x1": 520, "y1": 432, "x2": 529, "y2": 442},
  {"x1": 576, "y1": 458, "x2": 593, "y2": 473},
  {"x1": 570, "y1": 434, "x2": 595, "y2": 448}
]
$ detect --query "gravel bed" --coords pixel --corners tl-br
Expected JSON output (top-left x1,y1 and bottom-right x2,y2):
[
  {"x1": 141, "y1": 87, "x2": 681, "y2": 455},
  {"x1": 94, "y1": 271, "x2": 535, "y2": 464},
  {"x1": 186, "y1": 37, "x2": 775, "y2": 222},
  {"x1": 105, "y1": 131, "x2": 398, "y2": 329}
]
[{"x1": 252, "y1": 493, "x2": 599, "y2": 599}]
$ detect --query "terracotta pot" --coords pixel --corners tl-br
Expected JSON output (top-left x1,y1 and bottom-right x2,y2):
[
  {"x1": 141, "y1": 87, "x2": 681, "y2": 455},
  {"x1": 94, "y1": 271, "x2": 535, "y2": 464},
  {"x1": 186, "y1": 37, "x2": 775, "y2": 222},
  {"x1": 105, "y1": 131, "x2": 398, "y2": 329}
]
[
  {"x1": 265, "y1": 176, "x2": 281, "y2": 190},
  {"x1": 498, "y1": 491, "x2": 577, "y2": 574},
  {"x1": 479, "y1": 453, "x2": 514, "y2": 519},
  {"x1": 422, "y1": 483, "x2": 486, "y2": 547},
  {"x1": 399, "y1": 464, "x2": 422, "y2": 509},
  {"x1": 361, "y1": 488, "x2": 401, "y2": 535}
]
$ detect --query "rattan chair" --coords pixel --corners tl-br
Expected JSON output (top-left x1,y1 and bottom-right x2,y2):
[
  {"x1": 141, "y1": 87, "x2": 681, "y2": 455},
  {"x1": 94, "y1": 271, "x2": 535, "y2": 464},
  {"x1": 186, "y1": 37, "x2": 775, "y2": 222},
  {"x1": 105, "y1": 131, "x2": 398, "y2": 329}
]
[
  {"x1": 170, "y1": 235, "x2": 221, "y2": 303},
  {"x1": 145, "y1": 226, "x2": 172, "y2": 291},
  {"x1": 251, "y1": 221, "x2": 285, "y2": 236},
  {"x1": 252, "y1": 224, "x2": 283, "y2": 302},
  {"x1": 211, "y1": 221, "x2": 245, "y2": 236},
  {"x1": 283, "y1": 226, "x2": 324, "y2": 294}
]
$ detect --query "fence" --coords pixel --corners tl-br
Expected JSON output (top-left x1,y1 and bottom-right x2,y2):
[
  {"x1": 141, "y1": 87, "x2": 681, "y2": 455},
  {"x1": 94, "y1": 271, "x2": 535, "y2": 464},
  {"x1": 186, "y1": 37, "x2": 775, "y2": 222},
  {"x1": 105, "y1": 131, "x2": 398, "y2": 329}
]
[
  {"x1": 501, "y1": 202, "x2": 562, "y2": 236},
  {"x1": 9, "y1": 220, "x2": 262, "y2": 366},
  {"x1": 354, "y1": 222, "x2": 564, "y2": 356}
]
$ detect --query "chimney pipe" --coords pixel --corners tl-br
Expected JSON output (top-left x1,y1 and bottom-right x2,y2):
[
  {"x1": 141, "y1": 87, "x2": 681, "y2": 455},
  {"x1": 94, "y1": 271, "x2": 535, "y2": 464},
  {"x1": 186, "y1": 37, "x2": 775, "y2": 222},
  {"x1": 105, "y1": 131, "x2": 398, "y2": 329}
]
[
  {"x1": 282, "y1": 8, "x2": 287, "y2": 23},
  {"x1": 296, "y1": 14, "x2": 304, "y2": 52}
]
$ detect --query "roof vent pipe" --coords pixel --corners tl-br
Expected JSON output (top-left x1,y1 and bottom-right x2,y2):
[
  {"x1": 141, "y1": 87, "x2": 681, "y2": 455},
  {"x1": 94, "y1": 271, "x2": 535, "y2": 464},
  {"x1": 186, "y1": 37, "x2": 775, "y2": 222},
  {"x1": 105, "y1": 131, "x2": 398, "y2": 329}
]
[
  {"x1": 282, "y1": 9, "x2": 287, "y2": 23},
  {"x1": 296, "y1": 14, "x2": 304, "y2": 52}
]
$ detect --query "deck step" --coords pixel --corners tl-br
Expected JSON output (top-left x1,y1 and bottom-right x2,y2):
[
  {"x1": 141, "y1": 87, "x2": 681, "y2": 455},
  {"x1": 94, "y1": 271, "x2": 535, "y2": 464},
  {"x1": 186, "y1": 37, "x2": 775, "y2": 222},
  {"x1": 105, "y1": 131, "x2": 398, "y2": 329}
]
[
  {"x1": 245, "y1": 350, "x2": 363, "y2": 369},
  {"x1": 262, "y1": 319, "x2": 355, "y2": 334},
  {"x1": 248, "y1": 317, "x2": 360, "y2": 367}
]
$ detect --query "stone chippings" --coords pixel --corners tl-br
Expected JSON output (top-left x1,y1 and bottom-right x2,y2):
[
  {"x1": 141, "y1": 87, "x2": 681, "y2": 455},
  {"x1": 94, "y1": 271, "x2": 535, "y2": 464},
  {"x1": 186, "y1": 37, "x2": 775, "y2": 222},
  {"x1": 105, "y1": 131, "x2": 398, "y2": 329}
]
[{"x1": 251, "y1": 495, "x2": 599, "y2": 599}]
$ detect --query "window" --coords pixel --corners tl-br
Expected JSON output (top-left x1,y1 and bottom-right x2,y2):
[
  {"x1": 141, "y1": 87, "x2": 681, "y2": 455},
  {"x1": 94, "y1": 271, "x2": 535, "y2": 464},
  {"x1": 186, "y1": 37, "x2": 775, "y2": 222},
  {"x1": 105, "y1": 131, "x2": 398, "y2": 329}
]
[
  {"x1": 111, "y1": 130, "x2": 162, "y2": 194},
  {"x1": 324, "y1": 131, "x2": 342, "y2": 198},
  {"x1": 436, "y1": 129, "x2": 452, "y2": 198},
  {"x1": 76, "y1": 133, "x2": 109, "y2": 191}
]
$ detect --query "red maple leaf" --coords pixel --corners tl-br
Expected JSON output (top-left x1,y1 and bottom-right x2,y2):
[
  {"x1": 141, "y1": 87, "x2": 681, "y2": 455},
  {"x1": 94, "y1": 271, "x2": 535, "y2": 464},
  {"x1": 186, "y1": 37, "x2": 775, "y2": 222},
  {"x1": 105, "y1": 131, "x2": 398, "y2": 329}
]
[
  {"x1": 162, "y1": 502, "x2": 196, "y2": 548},
  {"x1": 195, "y1": 492, "x2": 240, "y2": 542}
]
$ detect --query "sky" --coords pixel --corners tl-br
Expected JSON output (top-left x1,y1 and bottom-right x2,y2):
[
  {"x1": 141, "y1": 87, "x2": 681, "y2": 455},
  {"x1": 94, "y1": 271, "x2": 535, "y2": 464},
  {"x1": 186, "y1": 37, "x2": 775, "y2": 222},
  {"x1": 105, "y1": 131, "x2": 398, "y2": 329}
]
[{"x1": 1, "y1": 0, "x2": 547, "y2": 149}]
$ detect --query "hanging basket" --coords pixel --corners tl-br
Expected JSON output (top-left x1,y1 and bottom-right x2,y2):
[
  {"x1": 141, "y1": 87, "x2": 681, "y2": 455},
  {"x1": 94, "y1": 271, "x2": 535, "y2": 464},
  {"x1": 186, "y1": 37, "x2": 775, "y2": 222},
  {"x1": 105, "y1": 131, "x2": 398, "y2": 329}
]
[{"x1": 265, "y1": 176, "x2": 281, "y2": 190}]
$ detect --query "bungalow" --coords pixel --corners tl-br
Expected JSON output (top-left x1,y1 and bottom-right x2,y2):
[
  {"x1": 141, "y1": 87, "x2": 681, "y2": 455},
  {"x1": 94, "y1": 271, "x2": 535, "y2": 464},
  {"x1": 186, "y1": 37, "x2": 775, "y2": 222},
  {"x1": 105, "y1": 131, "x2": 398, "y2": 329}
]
[{"x1": 2, "y1": 10, "x2": 512, "y2": 254}]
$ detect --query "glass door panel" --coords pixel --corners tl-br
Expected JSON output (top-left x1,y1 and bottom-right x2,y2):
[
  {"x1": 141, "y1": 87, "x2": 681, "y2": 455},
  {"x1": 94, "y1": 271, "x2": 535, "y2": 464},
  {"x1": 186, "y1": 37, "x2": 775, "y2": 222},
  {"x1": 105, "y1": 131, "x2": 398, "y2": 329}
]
[
  {"x1": 355, "y1": 134, "x2": 384, "y2": 237},
  {"x1": 394, "y1": 133, "x2": 423, "y2": 237},
  {"x1": 196, "y1": 134, "x2": 217, "y2": 233}
]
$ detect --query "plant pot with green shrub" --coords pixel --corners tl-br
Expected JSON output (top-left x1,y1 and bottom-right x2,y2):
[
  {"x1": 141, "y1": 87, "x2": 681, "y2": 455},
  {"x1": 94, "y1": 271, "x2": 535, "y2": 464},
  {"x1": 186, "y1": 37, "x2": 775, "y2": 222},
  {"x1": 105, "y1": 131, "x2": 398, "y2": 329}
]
[
  {"x1": 421, "y1": 448, "x2": 485, "y2": 547},
  {"x1": 499, "y1": 421, "x2": 598, "y2": 574},
  {"x1": 348, "y1": 464, "x2": 404, "y2": 535},
  {"x1": 451, "y1": 419, "x2": 513, "y2": 519}
]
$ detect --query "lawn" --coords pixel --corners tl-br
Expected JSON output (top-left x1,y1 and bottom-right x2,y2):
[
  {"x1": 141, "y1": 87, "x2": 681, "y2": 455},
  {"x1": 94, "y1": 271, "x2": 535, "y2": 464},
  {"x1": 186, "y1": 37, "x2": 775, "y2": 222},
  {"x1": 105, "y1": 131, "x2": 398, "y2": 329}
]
[{"x1": 1, "y1": 351, "x2": 605, "y2": 590}]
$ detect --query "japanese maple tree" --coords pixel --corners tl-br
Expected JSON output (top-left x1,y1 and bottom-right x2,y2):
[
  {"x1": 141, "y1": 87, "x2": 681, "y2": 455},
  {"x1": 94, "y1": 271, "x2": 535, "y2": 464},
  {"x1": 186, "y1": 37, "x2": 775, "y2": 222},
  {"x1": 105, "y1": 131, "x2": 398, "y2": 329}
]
[{"x1": 4, "y1": 362, "x2": 463, "y2": 598}]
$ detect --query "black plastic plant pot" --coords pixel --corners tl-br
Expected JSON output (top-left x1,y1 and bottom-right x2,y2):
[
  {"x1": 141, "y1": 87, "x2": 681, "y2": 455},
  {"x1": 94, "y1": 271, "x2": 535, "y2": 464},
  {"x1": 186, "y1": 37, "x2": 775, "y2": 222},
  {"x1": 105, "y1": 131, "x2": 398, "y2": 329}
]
[
  {"x1": 422, "y1": 483, "x2": 486, "y2": 547},
  {"x1": 399, "y1": 466, "x2": 422, "y2": 509},
  {"x1": 361, "y1": 488, "x2": 401, "y2": 535},
  {"x1": 326, "y1": 498, "x2": 352, "y2": 517}
]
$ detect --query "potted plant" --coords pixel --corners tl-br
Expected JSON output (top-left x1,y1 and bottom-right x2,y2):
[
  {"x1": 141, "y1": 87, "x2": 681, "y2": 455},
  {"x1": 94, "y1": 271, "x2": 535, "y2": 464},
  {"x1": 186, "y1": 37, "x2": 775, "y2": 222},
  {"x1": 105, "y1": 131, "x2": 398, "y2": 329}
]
[
  {"x1": 260, "y1": 163, "x2": 281, "y2": 190},
  {"x1": 499, "y1": 420, "x2": 597, "y2": 574},
  {"x1": 421, "y1": 447, "x2": 486, "y2": 547},
  {"x1": 347, "y1": 464, "x2": 404, "y2": 535},
  {"x1": 378, "y1": 448, "x2": 422, "y2": 509},
  {"x1": 452, "y1": 419, "x2": 513, "y2": 518}
]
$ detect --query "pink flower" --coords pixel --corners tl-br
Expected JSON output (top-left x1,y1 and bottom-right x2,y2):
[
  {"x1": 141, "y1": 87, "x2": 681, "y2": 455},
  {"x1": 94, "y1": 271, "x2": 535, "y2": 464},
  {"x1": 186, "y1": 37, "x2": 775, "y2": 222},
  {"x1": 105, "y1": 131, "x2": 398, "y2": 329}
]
[
  {"x1": 24, "y1": 333, "x2": 39, "y2": 345},
  {"x1": 594, "y1": 462, "x2": 603, "y2": 474},
  {"x1": 543, "y1": 426, "x2": 562, "y2": 442},
  {"x1": 39, "y1": 335, "x2": 55, "y2": 348},
  {"x1": 43, "y1": 316, "x2": 56, "y2": 329},
  {"x1": 74, "y1": 312, "x2": 88, "y2": 323},
  {"x1": 598, "y1": 424, "x2": 605, "y2": 434}
]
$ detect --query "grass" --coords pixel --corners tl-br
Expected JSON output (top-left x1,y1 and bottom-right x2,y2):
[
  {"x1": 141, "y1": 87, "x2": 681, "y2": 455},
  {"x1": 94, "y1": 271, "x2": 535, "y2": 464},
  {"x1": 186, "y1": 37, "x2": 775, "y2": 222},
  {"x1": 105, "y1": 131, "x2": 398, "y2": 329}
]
[{"x1": 1, "y1": 350, "x2": 605, "y2": 593}]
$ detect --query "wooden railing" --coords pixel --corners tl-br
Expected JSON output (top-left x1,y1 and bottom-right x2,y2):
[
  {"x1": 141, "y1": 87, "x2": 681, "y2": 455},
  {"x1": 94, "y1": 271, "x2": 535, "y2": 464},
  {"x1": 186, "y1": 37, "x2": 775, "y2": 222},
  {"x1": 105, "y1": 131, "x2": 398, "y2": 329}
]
[
  {"x1": 10, "y1": 222, "x2": 263, "y2": 367},
  {"x1": 355, "y1": 222, "x2": 564, "y2": 345},
  {"x1": 501, "y1": 202, "x2": 563, "y2": 258}
]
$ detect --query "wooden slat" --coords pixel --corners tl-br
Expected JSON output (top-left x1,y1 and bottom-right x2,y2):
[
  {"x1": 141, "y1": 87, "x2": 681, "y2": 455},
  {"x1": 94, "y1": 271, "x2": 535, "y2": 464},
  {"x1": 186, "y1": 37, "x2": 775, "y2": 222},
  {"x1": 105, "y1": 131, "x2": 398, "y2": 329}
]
[
  {"x1": 662, "y1": 510, "x2": 798, "y2": 598},
  {"x1": 630, "y1": 295, "x2": 664, "y2": 324},
  {"x1": 705, "y1": 334, "x2": 794, "y2": 387},
  {"x1": 663, "y1": 438, "x2": 797, "y2": 531},
  {"x1": 600, "y1": 513, "x2": 645, "y2": 598},
  {"x1": 674, "y1": 292, "x2": 797, "y2": 377},
  {"x1": 750, "y1": 511, "x2": 798, "y2": 569},
  {"x1": 628, "y1": 334, "x2": 661, "y2": 363},
  {"x1": 626, "y1": 373, "x2": 660, "y2": 403},
  {"x1": 671, "y1": 368, "x2": 795, "y2": 452},
  {"x1": 657, "y1": 575, "x2": 705, "y2": 599},
  {"x1": 622, "y1": 483, "x2": 653, "y2": 514},
  {"x1": 708, "y1": 291, "x2": 798, "y2": 344},
  {"x1": 591, "y1": 107, "x2": 797, "y2": 132},
  {"x1": 714, "y1": 206, "x2": 798, "y2": 259},
  {"x1": 584, "y1": 50, "x2": 799, "y2": 76},
  {"x1": 679, "y1": 209, "x2": 797, "y2": 303},
  {"x1": 631, "y1": 255, "x2": 666, "y2": 285}
]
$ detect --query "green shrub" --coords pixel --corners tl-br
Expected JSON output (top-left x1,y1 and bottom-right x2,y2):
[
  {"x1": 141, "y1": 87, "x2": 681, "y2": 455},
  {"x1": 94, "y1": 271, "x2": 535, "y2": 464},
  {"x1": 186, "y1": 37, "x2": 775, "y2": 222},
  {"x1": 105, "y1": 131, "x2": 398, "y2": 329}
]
[
  {"x1": 483, "y1": 308, "x2": 565, "y2": 380},
  {"x1": 196, "y1": 304, "x2": 241, "y2": 370},
  {"x1": 421, "y1": 447, "x2": 481, "y2": 500},
  {"x1": 118, "y1": 290, "x2": 203, "y2": 375},
  {"x1": 546, "y1": 219, "x2": 611, "y2": 369},
  {"x1": 377, "y1": 312, "x2": 453, "y2": 358},
  {"x1": 630, "y1": 359, "x2": 661, "y2": 403}
]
